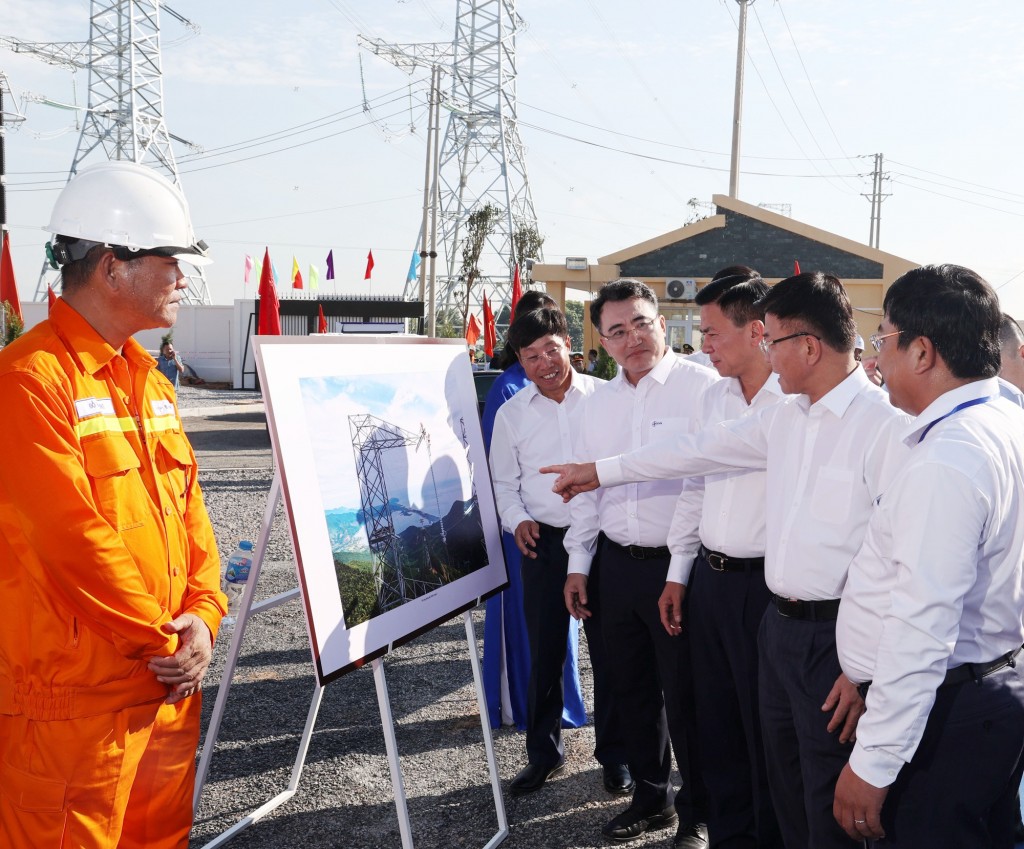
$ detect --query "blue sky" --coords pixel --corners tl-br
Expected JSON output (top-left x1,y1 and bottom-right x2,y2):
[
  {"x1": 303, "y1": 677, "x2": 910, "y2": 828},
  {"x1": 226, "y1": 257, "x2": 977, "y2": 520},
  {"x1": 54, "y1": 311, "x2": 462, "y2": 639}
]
[
  {"x1": 300, "y1": 372, "x2": 470, "y2": 512},
  {"x1": 3, "y1": 0, "x2": 1024, "y2": 318}
]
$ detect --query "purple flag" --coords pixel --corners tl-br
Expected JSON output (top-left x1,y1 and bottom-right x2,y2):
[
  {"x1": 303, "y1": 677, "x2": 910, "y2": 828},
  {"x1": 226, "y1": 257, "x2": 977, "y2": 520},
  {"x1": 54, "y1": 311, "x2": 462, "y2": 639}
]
[{"x1": 326, "y1": 249, "x2": 335, "y2": 280}]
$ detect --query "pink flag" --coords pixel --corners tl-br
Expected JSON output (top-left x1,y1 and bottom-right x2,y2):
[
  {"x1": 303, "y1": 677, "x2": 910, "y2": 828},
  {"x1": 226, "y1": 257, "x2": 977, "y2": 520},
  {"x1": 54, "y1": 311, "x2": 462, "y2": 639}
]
[{"x1": 243, "y1": 253, "x2": 253, "y2": 285}]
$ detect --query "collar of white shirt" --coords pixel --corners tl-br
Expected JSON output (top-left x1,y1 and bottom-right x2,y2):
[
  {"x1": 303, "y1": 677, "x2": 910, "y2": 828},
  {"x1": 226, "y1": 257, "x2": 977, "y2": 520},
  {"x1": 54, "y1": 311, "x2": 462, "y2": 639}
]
[
  {"x1": 799, "y1": 364, "x2": 873, "y2": 417},
  {"x1": 609, "y1": 349, "x2": 679, "y2": 391},
  {"x1": 902, "y1": 376, "x2": 1001, "y2": 445},
  {"x1": 520, "y1": 367, "x2": 589, "y2": 405}
]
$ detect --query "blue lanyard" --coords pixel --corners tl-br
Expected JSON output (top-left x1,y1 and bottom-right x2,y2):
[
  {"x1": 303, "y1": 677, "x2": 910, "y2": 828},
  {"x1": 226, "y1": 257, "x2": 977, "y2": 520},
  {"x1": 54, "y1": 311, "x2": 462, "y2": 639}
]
[{"x1": 917, "y1": 396, "x2": 993, "y2": 443}]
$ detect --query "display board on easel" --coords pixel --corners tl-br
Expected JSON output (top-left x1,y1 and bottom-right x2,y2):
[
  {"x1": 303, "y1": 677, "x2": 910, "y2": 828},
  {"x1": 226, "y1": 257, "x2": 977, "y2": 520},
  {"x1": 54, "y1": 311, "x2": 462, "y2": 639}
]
[
  {"x1": 255, "y1": 334, "x2": 508, "y2": 682},
  {"x1": 194, "y1": 335, "x2": 510, "y2": 849}
]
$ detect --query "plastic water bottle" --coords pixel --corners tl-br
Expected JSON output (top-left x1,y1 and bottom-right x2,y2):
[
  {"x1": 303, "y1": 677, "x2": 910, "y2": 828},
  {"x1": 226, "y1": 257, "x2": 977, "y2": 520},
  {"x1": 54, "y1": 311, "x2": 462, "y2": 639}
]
[{"x1": 221, "y1": 540, "x2": 254, "y2": 628}]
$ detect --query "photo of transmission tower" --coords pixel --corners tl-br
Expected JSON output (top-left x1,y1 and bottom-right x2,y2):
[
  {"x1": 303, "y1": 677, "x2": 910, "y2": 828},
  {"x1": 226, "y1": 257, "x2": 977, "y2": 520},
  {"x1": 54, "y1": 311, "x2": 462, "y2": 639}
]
[{"x1": 299, "y1": 373, "x2": 489, "y2": 628}]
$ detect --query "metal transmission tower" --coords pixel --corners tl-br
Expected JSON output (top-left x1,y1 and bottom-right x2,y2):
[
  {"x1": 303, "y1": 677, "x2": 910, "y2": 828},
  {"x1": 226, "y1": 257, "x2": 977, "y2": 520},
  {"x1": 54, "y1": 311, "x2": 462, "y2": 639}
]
[
  {"x1": 349, "y1": 414, "x2": 447, "y2": 613},
  {"x1": 362, "y1": 0, "x2": 542, "y2": 326},
  {"x1": 2, "y1": 2, "x2": 211, "y2": 304}
]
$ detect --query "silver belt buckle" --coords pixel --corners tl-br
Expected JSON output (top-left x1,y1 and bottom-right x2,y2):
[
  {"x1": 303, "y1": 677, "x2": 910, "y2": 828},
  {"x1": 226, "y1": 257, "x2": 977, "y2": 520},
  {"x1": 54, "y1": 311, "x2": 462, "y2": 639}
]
[{"x1": 707, "y1": 551, "x2": 727, "y2": 571}]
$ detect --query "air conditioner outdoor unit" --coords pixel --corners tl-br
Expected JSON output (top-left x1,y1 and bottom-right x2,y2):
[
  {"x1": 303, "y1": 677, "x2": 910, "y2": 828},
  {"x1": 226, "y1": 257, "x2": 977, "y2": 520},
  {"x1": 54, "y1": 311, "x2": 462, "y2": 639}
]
[{"x1": 666, "y1": 278, "x2": 697, "y2": 301}]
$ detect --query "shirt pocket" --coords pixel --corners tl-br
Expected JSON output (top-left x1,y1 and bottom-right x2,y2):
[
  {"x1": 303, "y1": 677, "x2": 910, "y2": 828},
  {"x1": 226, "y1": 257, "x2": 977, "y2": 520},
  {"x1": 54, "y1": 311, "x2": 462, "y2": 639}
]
[
  {"x1": 82, "y1": 433, "x2": 146, "y2": 531},
  {"x1": 154, "y1": 431, "x2": 193, "y2": 515},
  {"x1": 809, "y1": 466, "x2": 855, "y2": 524}
]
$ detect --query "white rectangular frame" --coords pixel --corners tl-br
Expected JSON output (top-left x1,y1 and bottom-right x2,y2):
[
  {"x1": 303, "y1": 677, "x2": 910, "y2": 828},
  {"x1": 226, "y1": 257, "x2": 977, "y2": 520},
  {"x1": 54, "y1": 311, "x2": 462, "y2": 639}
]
[{"x1": 253, "y1": 334, "x2": 508, "y2": 683}]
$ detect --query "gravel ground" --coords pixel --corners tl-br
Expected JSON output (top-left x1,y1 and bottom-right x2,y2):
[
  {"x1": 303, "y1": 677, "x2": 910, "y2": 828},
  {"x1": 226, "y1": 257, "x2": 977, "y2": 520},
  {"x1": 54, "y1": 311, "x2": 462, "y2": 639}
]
[{"x1": 183, "y1": 387, "x2": 682, "y2": 849}]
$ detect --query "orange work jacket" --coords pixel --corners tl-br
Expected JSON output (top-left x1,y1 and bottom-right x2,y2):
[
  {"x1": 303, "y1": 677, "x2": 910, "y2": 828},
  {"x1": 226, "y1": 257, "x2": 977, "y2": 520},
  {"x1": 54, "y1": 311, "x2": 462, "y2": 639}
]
[{"x1": 0, "y1": 300, "x2": 226, "y2": 720}]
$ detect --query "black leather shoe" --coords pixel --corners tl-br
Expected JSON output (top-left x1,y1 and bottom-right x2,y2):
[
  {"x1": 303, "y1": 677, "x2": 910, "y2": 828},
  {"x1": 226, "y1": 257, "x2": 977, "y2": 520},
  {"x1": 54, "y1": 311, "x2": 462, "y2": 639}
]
[
  {"x1": 602, "y1": 763, "x2": 635, "y2": 795},
  {"x1": 602, "y1": 804, "x2": 678, "y2": 842},
  {"x1": 672, "y1": 821, "x2": 708, "y2": 849},
  {"x1": 509, "y1": 760, "x2": 565, "y2": 796}
]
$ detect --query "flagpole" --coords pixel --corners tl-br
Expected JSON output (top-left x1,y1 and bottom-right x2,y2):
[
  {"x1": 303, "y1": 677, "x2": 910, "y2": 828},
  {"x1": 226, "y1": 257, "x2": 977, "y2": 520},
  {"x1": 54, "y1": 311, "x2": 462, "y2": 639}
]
[{"x1": 427, "y1": 67, "x2": 442, "y2": 338}]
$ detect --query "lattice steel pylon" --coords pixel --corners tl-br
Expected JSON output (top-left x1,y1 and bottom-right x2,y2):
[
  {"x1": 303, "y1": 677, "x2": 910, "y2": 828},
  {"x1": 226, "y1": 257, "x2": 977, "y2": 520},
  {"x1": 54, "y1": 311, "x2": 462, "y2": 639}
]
[
  {"x1": 362, "y1": 0, "x2": 542, "y2": 324},
  {"x1": 349, "y1": 414, "x2": 447, "y2": 614},
  {"x1": 2, "y1": 1, "x2": 211, "y2": 304}
]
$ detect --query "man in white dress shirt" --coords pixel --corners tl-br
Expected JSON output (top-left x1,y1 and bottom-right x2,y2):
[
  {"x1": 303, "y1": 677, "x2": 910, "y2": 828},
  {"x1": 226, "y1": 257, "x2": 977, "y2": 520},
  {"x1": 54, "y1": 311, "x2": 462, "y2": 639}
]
[
  {"x1": 833, "y1": 265, "x2": 1024, "y2": 846},
  {"x1": 490, "y1": 307, "x2": 630, "y2": 797},
  {"x1": 546, "y1": 272, "x2": 911, "y2": 848},
  {"x1": 998, "y1": 313, "x2": 1024, "y2": 406},
  {"x1": 659, "y1": 268, "x2": 784, "y2": 848},
  {"x1": 562, "y1": 279, "x2": 718, "y2": 847}
]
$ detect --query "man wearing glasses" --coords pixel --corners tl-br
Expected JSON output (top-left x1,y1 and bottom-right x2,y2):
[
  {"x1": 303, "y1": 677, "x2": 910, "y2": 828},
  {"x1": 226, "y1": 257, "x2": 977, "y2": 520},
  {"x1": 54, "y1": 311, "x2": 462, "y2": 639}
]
[
  {"x1": 833, "y1": 265, "x2": 1024, "y2": 846},
  {"x1": 562, "y1": 279, "x2": 717, "y2": 847},
  {"x1": 547, "y1": 272, "x2": 911, "y2": 848}
]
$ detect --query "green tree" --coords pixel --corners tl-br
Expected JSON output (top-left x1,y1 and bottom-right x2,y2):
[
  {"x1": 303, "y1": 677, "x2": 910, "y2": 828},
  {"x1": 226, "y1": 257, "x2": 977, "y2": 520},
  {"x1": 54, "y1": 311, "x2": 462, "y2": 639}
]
[
  {"x1": 459, "y1": 203, "x2": 502, "y2": 326},
  {"x1": 564, "y1": 300, "x2": 584, "y2": 351},
  {"x1": 594, "y1": 346, "x2": 618, "y2": 380},
  {"x1": 512, "y1": 221, "x2": 545, "y2": 275},
  {"x1": 1, "y1": 302, "x2": 23, "y2": 347}
]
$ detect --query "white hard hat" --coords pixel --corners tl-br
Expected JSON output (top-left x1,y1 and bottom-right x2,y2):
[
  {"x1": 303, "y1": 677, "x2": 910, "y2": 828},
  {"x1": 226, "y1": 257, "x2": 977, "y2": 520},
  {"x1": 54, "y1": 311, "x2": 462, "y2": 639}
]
[
  {"x1": 45, "y1": 160, "x2": 211, "y2": 268},
  {"x1": 854, "y1": 334, "x2": 865, "y2": 351}
]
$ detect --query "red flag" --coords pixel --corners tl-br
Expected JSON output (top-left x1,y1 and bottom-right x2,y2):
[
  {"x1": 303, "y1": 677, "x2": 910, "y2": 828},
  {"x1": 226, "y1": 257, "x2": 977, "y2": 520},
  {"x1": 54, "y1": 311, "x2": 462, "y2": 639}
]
[
  {"x1": 510, "y1": 263, "x2": 522, "y2": 316},
  {"x1": 291, "y1": 256, "x2": 303, "y2": 290},
  {"x1": 0, "y1": 231, "x2": 23, "y2": 321},
  {"x1": 482, "y1": 290, "x2": 496, "y2": 358},
  {"x1": 794, "y1": 260, "x2": 801, "y2": 275},
  {"x1": 47, "y1": 285, "x2": 57, "y2": 312},
  {"x1": 364, "y1": 250, "x2": 375, "y2": 280},
  {"x1": 465, "y1": 312, "x2": 482, "y2": 348},
  {"x1": 317, "y1": 304, "x2": 328, "y2": 334},
  {"x1": 257, "y1": 248, "x2": 281, "y2": 335}
]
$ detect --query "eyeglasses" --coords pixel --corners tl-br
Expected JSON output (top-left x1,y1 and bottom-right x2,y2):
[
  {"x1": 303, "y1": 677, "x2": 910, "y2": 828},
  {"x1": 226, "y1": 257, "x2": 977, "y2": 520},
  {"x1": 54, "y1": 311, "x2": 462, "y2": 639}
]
[
  {"x1": 600, "y1": 316, "x2": 658, "y2": 343},
  {"x1": 869, "y1": 330, "x2": 904, "y2": 352},
  {"x1": 758, "y1": 331, "x2": 820, "y2": 355}
]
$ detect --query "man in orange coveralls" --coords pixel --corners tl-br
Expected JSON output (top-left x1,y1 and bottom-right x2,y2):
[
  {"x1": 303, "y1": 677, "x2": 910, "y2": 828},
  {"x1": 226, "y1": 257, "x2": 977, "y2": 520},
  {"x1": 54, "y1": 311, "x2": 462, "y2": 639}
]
[{"x1": 0, "y1": 161, "x2": 227, "y2": 848}]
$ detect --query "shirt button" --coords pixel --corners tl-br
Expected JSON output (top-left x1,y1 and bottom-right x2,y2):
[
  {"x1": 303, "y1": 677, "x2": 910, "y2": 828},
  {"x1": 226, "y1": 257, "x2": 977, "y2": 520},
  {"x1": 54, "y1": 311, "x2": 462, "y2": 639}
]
[
  {"x1": 165, "y1": 506, "x2": 173, "y2": 515},
  {"x1": 172, "y1": 567, "x2": 179, "y2": 577}
]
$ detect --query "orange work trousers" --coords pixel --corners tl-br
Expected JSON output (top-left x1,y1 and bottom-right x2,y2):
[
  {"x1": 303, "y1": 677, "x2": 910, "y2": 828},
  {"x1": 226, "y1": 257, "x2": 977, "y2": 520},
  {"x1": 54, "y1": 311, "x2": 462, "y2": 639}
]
[{"x1": 0, "y1": 695, "x2": 200, "y2": 848}]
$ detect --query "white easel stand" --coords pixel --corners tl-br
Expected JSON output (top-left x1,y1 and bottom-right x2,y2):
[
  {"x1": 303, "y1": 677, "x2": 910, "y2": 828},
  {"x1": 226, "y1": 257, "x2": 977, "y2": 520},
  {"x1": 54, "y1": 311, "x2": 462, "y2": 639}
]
[{"x1": 193, "y1": 472, "x2": 508, "y2": 848}]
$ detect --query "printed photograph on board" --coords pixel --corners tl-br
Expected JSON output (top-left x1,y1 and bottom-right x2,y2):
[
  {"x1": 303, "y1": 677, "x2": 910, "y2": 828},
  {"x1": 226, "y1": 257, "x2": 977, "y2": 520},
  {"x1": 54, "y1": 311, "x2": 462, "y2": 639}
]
[{"x1": 254, "y1": 336, "x2": 507, "y2": 683}]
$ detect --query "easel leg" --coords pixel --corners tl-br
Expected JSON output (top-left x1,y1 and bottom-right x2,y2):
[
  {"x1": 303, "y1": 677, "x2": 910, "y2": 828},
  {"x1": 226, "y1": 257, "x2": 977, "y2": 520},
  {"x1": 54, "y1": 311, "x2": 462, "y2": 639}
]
[
  {"x1": 464, "y1": 610, "x2": 510, "y2": 845},
  {"x1": 373, "y1": 657, "x2": 415, "y2": 849}
]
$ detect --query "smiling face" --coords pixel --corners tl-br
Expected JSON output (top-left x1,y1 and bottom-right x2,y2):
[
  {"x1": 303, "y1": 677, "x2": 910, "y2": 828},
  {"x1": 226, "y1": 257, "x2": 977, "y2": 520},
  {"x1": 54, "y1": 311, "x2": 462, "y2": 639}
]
[
  {"x1": 598, "y1": 297, "x2": 666, "y2": 384},
  {"x1": 519, "y1": 333, "x2": 573, "y2": 400}
]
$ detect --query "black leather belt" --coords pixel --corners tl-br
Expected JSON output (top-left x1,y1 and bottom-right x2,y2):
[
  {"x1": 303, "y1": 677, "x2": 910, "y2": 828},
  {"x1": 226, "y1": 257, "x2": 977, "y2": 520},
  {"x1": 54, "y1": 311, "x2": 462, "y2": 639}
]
[
  {"x1": 699, "y1": 545, "x2": 765, "y2": 573},
  {"x1": 537, "y1": 522, "x2": 568, "y2": 537},
  {"x1": 943, "y1": 645, "x2": 1023, "y2": 687},
  {"x1": 772, "y1": 593, "x2": 841, "y2": 622},
  {"x1": 859, "y1": 645, "x2": 1023, "y2": 697},
  {"x1": 602, "y1": 536, "x2": 670, "y2": 561}
]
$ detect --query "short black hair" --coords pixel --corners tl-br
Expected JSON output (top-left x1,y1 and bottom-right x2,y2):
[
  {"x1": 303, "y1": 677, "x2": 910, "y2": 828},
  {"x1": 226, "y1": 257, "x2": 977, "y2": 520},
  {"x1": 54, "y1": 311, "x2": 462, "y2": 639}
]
[
  {"x1": 58, "y1": 243, "x2": 108, "y2": 290},
  {"x1": 884, "y1": 264, "x2": 1001, "y2": 379},
  {"x1": 513, "y1": 290, "x2": 556, "y2": 322},
  {"x1": 695, "y1": 267, "x2": 768, "y2": 326},
  {"x1": 507, "y1": 307, "x2": 568, "y2": 354},
  {"x1": 757, "y1": 271, "x2": 856, "y2": 353},
  {"x1": 591, "y1": 279, "x2": 657, "y2": 331},
  {"x1": 999, "y1": 313, "x2": 1024, "y2": 349}
]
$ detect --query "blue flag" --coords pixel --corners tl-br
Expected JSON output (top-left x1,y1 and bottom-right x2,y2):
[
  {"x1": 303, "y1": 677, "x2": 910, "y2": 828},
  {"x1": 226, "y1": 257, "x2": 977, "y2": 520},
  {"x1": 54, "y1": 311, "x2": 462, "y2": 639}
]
[{"x1": 406, "y1": 250, "x2": 421, "y2": 283}]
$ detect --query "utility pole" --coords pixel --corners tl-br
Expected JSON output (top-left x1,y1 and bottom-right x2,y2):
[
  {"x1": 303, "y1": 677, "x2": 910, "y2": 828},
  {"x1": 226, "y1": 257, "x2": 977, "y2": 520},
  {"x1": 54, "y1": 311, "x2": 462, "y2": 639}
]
[
  {"x1": 862, "y1": 152, "x2": 890, "y2": 249},
  {"x1": 729, "y1": 0, "x2": 753, "y2": 199}
]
